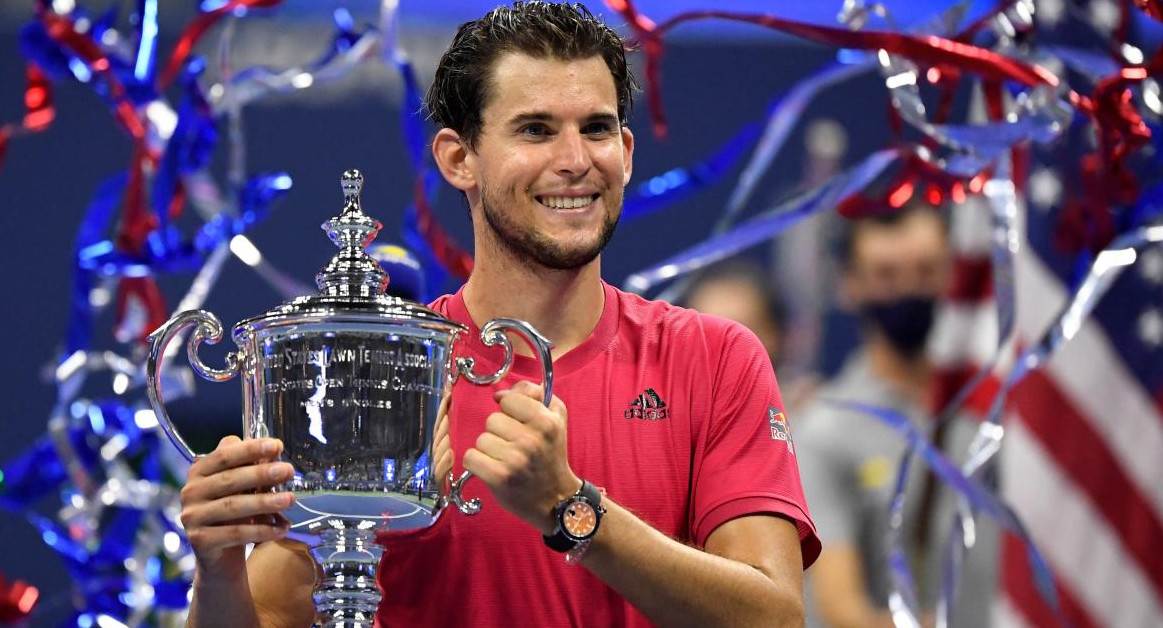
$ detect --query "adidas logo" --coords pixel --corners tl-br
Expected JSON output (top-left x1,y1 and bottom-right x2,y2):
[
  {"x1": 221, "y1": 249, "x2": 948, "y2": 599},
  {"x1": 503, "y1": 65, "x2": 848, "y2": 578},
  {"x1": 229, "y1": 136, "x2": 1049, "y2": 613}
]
[{"x1": 624, "y1": 388, "x2": 668, "y2": 421}]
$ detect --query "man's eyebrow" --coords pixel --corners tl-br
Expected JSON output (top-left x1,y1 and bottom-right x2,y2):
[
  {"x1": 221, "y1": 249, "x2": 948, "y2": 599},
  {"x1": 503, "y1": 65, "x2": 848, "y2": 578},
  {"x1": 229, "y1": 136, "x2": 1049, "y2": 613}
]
[
  {"x1": 505, "y1": 112, "x2": 621, "y2": 127},
  {"x1": 586, "y1": 113, "x2": 620, "y2": 126},
  {"x1": 507, "y1": 112, "x2": 554, "y2": 126}
]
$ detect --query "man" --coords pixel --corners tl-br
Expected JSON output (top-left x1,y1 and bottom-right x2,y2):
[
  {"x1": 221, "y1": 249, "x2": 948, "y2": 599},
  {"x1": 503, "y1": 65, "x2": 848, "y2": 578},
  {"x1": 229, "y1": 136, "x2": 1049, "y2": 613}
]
[
  {"x1": 794, "y1": 206, "x2": 998, "y2": 628},
  {"x1": 176, "y1": 3, "x2": 819, "y2": 627}
]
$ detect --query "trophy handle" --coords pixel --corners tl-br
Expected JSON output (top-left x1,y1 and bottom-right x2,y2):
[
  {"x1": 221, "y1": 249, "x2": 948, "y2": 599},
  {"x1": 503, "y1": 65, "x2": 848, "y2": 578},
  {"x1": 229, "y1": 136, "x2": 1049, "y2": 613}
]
[
  {"x1": 447, "y1": 317, "x2": 555, "y2": 515},
  {"x1": 146, "y1": 309, "x2": 240, "y2": 462}
]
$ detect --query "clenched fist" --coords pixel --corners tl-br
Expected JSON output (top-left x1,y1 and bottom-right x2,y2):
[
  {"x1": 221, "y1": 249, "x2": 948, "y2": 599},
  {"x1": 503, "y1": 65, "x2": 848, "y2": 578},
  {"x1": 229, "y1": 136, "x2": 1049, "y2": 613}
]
[{"x1": 462, "y1": 380, "x2": 581, "y2": 535}]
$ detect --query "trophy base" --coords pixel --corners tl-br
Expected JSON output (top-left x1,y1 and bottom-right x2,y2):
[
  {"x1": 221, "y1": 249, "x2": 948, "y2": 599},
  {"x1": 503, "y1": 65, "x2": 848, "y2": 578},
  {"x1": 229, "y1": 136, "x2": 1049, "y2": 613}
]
[{"x1": 310, "y1": 526, "x2": 385, "y2": 628}]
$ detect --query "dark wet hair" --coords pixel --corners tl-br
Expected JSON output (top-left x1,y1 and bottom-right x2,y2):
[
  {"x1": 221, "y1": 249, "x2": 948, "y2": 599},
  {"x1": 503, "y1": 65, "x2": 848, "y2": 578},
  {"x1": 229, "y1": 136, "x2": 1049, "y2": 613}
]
[{"x1": 425, "y1": 1, "x2": 637, "y2": 150}]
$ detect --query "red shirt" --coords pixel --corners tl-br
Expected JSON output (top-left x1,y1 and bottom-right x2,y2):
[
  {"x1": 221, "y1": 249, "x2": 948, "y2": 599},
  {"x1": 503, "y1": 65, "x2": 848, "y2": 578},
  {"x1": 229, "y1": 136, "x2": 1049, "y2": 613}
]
[{"x1": 376, "y1": 282, "x2": 819, "y2": 627}]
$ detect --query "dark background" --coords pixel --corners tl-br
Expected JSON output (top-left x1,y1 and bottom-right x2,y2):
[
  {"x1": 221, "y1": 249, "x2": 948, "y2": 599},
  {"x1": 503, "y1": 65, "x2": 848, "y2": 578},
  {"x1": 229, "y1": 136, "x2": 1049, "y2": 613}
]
[{"x1": 5, "y1": 0, "x2": 1154, "y2": 622}]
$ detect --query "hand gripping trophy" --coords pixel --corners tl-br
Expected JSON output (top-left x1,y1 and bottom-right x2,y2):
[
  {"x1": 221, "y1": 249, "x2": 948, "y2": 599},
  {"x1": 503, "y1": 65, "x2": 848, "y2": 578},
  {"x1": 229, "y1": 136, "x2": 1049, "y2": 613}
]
[{"x1": 145, "y1": 170, "x2": 553, "y2": 628}]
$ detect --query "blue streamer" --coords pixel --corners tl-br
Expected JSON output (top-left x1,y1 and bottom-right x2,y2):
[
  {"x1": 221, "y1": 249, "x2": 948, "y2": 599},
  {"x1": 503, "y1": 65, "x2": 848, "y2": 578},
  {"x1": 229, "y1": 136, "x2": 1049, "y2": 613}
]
[
  {"x1": 66, "y1": 173, "x2": 128, "y2": 357},
  {"x1": 891, "y1": 156, "x2": 1022, "y2": 628},
  {"x1": 0, "y1": 437, "x2": 67, "y2": 512},
  {"x1": 391, "y1": 44, "x2": 456, "y2": 299},
  {"x1": 832, "y1": 401, "x2": 1040, "y2": 530},
  {"x1": 831, "y1": 400, "x2": 1068, "y2": 628},
  {"x1": 92, "y1": 5, "x2": 119, "y2": 43},
  {"x1": 19, "y1": 11, "x2": 156, "y2": 107},
  {"x1": 623, "y1": 148, "x2": 900, "y2": 295},
  {"x1": 394, "y1": 55, "x2": 428, "y2": 172},
  {"x1": 1127, "y1": 182, "x2": 1163, "y2": 230},
  {"x1": 80, "y1": 172, "x2": 290, "y2": 277},
  {"x1": 221, "y1": 12, "x2": 378, "y2": 109},
  {"x1": 717, "y1": 58, "x2": 877, "y2": 232},
  {"x1": 18, "y1": 20, "x2": 76, "y2": 82},
  {"x1": 133, "y1": 0, "x2": 159, "y2": 84},
  {"x1": 27, "y1": 513, "x2": 90, "y2": 566},
  {"x1": 622, "y1": 121, "x2": 761, "y2": 221},
  {"x1": 152, "y1": 57, "x2": 217, "y2": 234}
]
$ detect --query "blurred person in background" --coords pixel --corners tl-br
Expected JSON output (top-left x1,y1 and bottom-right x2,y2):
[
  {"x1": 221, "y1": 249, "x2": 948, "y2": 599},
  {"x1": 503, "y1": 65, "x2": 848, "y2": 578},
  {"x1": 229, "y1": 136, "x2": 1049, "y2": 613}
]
[
  {"x1": 682, "y1": 259, "x2": 787, "y2": 366},
  {"x1": 794, "y1": 204, "x2": 999, "y2": 628},
  {"x1": 681, "y1": 259, "x2": 819, "y2": 410}
]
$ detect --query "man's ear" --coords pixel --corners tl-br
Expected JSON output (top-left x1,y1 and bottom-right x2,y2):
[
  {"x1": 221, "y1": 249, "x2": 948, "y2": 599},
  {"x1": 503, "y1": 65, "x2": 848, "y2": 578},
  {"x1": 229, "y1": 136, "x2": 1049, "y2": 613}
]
[
  {"x1": 621, "y1": 126, "x2": 634, "y2": 186},
  {"x1": 432, "y1": 128, "x2": 476, "y2": 192}
]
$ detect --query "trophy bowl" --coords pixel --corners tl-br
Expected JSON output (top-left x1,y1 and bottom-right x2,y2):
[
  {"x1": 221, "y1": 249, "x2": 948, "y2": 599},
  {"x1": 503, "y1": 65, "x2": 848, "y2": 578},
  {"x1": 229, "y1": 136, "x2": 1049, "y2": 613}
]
[{"x1": 145, "y1": 170, "x2": 553, "y2": 628}]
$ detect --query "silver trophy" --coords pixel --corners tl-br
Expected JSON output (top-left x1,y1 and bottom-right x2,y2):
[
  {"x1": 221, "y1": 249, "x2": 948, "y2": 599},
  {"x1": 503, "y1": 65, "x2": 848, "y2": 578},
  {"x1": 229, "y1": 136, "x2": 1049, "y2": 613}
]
[{"x1": 145, "y1": 170, "x2": 553, "y2": 628}]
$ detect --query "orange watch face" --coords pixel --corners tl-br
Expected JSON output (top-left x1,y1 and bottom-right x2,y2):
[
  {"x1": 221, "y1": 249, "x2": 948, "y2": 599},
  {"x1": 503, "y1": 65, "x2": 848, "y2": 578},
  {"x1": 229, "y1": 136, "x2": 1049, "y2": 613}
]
[{"x1": 562, "y1": 501, "x2": 597, "y2": 538}]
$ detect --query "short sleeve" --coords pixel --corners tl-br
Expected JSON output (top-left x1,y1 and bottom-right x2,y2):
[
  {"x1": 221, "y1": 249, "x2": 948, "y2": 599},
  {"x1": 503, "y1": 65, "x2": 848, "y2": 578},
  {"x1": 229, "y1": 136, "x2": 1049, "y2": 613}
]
[
  {"x1": 793, "y1": 404, "x2": 859, "y2": 546},
  {"x1": 688, "y1": 321, "x2": 822, "y2": 569}
]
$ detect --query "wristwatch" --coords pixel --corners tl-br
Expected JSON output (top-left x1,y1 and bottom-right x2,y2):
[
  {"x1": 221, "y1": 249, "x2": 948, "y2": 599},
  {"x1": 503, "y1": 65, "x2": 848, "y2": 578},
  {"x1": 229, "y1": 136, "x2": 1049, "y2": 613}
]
[{"x1": 543, "y1": 480, "x2": 605, "y2": 561}]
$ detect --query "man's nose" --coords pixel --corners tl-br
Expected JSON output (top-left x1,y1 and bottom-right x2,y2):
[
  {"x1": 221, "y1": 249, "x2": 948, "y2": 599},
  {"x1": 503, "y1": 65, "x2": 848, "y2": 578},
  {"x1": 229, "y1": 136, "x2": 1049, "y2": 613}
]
[{"x1": 552, "y1": 129, "x2": 592, "y2": 178}]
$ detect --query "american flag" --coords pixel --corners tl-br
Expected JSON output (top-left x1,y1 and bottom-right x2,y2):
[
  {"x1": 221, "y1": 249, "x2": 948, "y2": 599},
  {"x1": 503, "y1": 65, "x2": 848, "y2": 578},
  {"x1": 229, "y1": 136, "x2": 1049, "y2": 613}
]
[{"x1": 929, "y1": 149, "x2": 1163, "y2": 628}]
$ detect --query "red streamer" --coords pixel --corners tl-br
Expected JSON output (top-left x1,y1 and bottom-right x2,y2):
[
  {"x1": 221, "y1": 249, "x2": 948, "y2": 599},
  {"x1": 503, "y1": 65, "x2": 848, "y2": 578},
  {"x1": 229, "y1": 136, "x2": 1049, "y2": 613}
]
[
  {"x1": 413, "y1": 181, "x2": 473, "y2": 280},
  {"x1": 1056, "y1": 49, "x2": 1157, "y2": 254},
  {"x1": 603, "y1": 0, "x2": 1059, "y2": 138},
  {"x1": 836, "y1": 150, "x2": 986, "y2": 218},
  {"x1": 38, "y1": 11, "x2": 145, "y2": 144},
  {"x1": 111, "y1": 145, "x2": 168, "y2": 344},
  {"x1": 1135, "y1": 0, "x2": 1163, "y2": 21},
  {"x1": 115, "y1": 276, "x2": 169, "y2": 345},
  {"x1": 160, "y1": 0, "x2": 286, "y2": 89},
  {"x1": 0, "y1": 572, "x2": 38, "y2": 625},
  {"x1": 0, "y1": 64, "x2": 55, "y2": 174}
]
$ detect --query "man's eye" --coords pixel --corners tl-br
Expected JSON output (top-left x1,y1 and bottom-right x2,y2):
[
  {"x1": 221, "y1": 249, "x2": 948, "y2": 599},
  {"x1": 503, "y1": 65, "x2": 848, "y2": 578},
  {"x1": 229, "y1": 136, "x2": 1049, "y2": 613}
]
[
  {"x1": 584, "y1": 123, "x2": 614, "y2": 135},
  {"x1": 520, "y1": 124, "x2": 549, "y2": 136}
]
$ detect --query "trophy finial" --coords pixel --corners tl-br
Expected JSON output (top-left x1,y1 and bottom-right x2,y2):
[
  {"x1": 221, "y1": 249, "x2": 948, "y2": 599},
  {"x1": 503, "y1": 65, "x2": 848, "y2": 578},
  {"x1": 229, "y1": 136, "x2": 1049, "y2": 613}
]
[
  {"x1": 341, "y1": 170, "x2": 363, "y2": 206},
  {"x1": 316, "y1": 168, "x2": 389, "y2": 298}
]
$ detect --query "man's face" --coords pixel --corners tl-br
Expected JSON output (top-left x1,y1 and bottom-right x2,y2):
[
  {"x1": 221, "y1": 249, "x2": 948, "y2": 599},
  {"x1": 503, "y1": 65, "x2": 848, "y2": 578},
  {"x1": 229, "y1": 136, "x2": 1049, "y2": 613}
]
[
  {"x1": 464, "y1": 52, "x2": 634, "y2": 270},
  {"x1": 844, "y1": 210, "x2": 951, "y2": 307}
]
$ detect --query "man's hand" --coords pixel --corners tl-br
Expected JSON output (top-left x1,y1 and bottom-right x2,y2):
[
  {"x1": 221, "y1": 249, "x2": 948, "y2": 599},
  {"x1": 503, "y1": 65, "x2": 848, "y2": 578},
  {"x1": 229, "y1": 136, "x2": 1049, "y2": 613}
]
[
  {"x1": 462, "y1": 380, "x2": 580, "y2": 535},
  {"x1": 179, "y1": 436, "x2": 296, "y2": 578}
]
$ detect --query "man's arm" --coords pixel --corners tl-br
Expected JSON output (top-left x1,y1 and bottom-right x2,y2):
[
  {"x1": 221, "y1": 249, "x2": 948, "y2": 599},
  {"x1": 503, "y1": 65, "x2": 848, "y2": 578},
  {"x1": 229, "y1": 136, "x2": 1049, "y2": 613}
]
[
  {"x1": 582, "y1": 508, "x2": 805, "y2": 628},
  {"x1": 186, "y1": 540, "x2": 317, "y2": 628},
  {"x1": 464, "y1": 381, "x2": 809, "y2": 628},
  {"x1": 246, "y1": 541, "x2": 319, "y2": 628}
]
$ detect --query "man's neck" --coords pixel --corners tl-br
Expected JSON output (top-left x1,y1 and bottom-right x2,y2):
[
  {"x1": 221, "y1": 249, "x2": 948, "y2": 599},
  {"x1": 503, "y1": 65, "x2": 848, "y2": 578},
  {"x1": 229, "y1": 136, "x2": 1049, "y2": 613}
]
[
  {"x1": 865, "y1": 334, "x2": 931, "y2": 407},
  {"x1": 462, "y1": 253, "x2": 605, "y2": 360}
]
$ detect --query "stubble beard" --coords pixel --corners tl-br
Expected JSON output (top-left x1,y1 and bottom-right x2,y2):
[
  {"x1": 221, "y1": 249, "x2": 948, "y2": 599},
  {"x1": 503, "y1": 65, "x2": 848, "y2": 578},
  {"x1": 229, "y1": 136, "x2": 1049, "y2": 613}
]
[{"x1": 480, "y1": 184, "x2": 620, "y2": 271}]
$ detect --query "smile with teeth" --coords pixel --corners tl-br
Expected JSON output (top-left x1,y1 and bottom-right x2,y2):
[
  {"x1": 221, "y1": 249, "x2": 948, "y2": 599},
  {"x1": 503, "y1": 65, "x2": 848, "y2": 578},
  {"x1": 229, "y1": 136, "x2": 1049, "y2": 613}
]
[{"x1": 536, "y1": 194, "x2": 600, "y2": 209}]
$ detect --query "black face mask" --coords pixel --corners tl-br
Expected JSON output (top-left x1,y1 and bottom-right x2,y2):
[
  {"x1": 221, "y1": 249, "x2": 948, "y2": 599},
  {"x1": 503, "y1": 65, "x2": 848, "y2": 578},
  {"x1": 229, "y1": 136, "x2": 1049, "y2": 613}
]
[{"x1": 860, "y1": 295, "x2": 937, "y2": 358}]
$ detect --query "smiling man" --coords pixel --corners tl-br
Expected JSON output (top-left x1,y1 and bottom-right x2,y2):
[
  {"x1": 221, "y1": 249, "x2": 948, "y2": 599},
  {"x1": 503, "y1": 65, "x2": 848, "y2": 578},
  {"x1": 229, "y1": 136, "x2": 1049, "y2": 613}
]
[{"x1": 175, "y1": 3, "x2": 820, "y2": 627}]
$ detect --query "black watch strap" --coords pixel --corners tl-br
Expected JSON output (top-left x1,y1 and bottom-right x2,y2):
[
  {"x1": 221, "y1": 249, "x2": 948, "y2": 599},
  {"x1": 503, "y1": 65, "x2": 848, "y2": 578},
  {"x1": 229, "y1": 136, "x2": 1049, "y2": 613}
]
[
  {"x1": 543, "y1": 528, "x2": 577, "y2": 552},
  {"x1": 543, "y1": 481, "x2": 602, "y2": 553}
]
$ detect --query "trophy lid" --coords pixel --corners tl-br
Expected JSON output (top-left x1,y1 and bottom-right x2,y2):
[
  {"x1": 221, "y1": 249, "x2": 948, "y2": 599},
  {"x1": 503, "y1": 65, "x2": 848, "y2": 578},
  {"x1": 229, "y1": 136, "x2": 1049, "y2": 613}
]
[{"x1": 235, "y1": 170, "x2": 466, "y2": 334}]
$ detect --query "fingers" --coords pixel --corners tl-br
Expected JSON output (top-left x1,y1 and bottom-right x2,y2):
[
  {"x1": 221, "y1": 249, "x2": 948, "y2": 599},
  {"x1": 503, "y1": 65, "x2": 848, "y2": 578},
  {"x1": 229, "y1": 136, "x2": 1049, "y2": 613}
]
[
  {"x1": 182, "y1": 490, "x2": 295, "y2": 529},
  {"x1": 433, "y1": 418, "x2": 455, "y2": 489},
  {"x1": 474, "y1": 431, "x2": 530, "y2": 468},
  {"x1": 434, "y1": 446, "x2": 454, "y2": 486},
  {"x1": 186, "y1": 521, "x2": 289, "y2": 549},
  {"x1": 187, "y1": 461, "x2": 295, "y2": 502},
  {"x1": 179, "y1": 436, "x2": 297, "y2": 562},
  {"x1": 434, "y1": 407, "x2": 450, "y2": 448},
  {"x1": 494, "y1": 381, "x2": 567, "y2": 428},
  {"x1": 462, "y1": 446, "x2": 511, "y2": 486},
  {"x1": 192, "y1": 437, "x2": 284, "y2": 478},
  {"x1": 483, "y1": 411, "x2": 529, "y2": 442}
]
